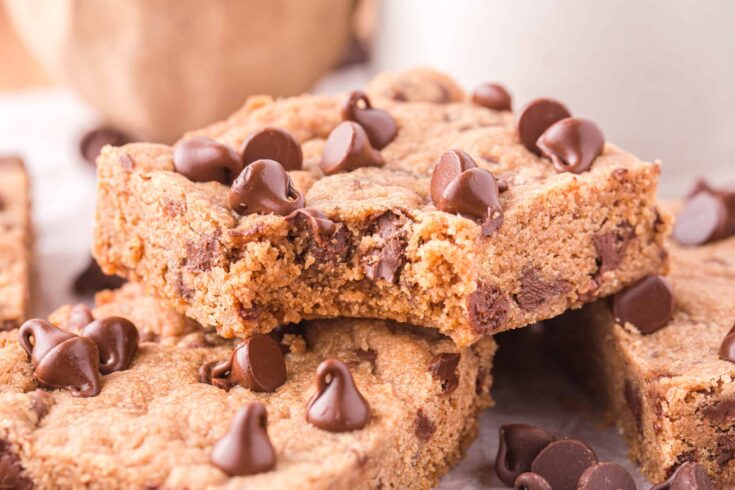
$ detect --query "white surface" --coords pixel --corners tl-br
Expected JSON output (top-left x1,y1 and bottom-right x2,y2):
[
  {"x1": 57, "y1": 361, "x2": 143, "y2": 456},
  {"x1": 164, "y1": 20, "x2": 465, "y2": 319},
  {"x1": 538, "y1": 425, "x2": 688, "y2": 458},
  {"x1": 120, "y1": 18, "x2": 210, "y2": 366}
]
[{"x1": 0, "y1": 84, "x2": 649, "y2": 488}]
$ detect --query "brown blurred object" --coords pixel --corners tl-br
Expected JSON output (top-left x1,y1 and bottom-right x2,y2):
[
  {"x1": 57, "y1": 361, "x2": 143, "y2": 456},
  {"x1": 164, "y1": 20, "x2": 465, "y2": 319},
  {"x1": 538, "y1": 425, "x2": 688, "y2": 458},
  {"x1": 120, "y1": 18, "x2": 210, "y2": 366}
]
[
  {"x1": 4, "y1": 0, "x2": 353, "y2": 143},
  {"x1": 0, "y1": 3, "x2": 48, "y2": 90}
]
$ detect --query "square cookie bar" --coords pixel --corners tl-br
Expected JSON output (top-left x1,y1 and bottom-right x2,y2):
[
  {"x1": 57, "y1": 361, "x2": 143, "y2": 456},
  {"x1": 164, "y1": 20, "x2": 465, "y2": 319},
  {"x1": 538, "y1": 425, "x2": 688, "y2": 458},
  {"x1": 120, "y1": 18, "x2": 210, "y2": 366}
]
[
  {"x1": 548, "y1": 235, "x2": 735, "y2": 484},
  {"x1": 0, "y1": 156, "x2": 32, "y2": 331},
  {"x1": 1, "y1": 286, "x2": 495, "y2": 489},
  {"x1": 93, "y1": 67, "x2": 668, "y2": 346}
]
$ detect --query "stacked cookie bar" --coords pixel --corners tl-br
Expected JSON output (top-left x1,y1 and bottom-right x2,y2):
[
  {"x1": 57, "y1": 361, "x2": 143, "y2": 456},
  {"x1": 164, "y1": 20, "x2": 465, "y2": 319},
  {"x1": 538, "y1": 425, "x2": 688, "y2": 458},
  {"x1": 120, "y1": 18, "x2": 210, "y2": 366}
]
[{"x1": 2, "y1": 68, "x2": 678, "y2": 488}]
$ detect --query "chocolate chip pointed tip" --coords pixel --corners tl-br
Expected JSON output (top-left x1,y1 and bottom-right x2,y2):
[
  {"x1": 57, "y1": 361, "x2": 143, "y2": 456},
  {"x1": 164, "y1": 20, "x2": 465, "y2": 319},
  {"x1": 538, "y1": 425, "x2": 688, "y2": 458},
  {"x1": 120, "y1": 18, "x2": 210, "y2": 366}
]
[
  {"x1": 173, "y1": 136, "x2": 243, "y2": 184},
  {"x1": 472, "y1": 83, "x2": 512, "y2": 111},
  {"x1": 82, "y1": 316, "x2": 139, "y2": 374},
  {"x1": 517, "y1": 98, "x2": 571, "y2": 155},
  {"x1": 320, "y1": 121, "x2": 385, "y2": 175},
  {"x1": 612, "y1": 275, "x2": 675, "y2": 334},
  {"x1": 229, "y1": 159, "x2": 305, "y2": 216},
  {"x1": 306, "y1": 358, "x2": 370, "y2": 432},
  {"x1": 537, "y1": 117, "x2": 605, "y2": 174},
  {"x1": 651, "y1": 462, "x2": 714, "y2": 490},
  {"x1": 342, "y1": 91, "x2": 398, "y2": 150},
  {"x1": 241, "y1": 127, "x2": 303, "y2": 171},
  {"x1": 211, "y1": 334, "x2": 286, "y2": 392},
  {"x1": 211, "y1": 403, "x2": 276, "y2": 476},
  {"x1": 577, "y1": 462, "x2": 636, "y2": 490},
  {"x1": 495, "y1": 424, "x2": 555, "y2": 486},
  {"x1": 530, "y1": 439, "x2": 598, "y2": 490}
]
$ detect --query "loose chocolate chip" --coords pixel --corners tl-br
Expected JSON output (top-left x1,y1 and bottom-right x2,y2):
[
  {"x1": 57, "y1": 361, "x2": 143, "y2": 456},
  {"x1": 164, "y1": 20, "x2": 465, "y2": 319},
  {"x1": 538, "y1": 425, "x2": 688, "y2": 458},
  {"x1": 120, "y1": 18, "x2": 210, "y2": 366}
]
[
  {"x1": 472, "y1": 83, "x2": 512, "y2": 111},
  {"x1": 415, "y1": 409, "x2": 436, "y2": 442},
  {"x1": 514, "y1": 472, "x2": 551, "y2": 490},
  {"x1": 0, "y1": 439, "x2": 34, "y2": 490},
  {"x1": 427, "y1": 352, "x2": 461, "y2": 396},
  {"x1": 430, "y1": 150, "x2": 504, "y2": 236},
  {"x1": 652, "y1": 462, "x2": 714, "y2": 490},
  {"x1": 210, "y1": 334, "x2": 286, "y2": 392},
  {"x1": 73, "y1": 257, "x2": 126, "y2": 295},
  {"x1": 79, "y1": 126, "x2": 131, "y2": 166},
  {"x1": 536, "y1": 117, "x2": 605, "y2": 174},
  {"x1": 66, "y1": 303, "x2": 95, "y2": 334},
  {"x1": 517, "y1": 99, "x2": 571, "y2": 155},
  {"x1": 229, "y1": 159, "x2": 305, "y2": 216},
  {"x1": 320, "y1": 121, "x2": 385, "y2": 175},
  {"x1": 673, "y1": 191, "x2": 730, "y2": 246},
  {"x1": 173, "y1": 136, "x2": 243, "y2": 184},
  {"x1": 612, "y1": 275, "x2": 675, "y2": 334},
  {"x1": 18, "y1": 319, "x2": 102, "y2": 397},
  {"x1": 211, "y1": 403, "x2": 276, "y2": 476},
  {"x1": 82, "y1": 317, "x2": 139, "y2": 374},
  {"x1": 362, "y1": 210, "x2": 408, "y2": 283},
  {"x1": 342, "y1": 91, "x2": 398, "y2": 150},
  {"x1": 241, "y1": 128, "x2": 303, "y2": 171},
  {"x1": 285, "y1": 208, "x2": 337, "y2": 239},
  {"x1": 719, "y1": 323, "x2": 735, "y2": 363},
  {"x1": 577, "y1": 462, "x2": 636, "y2": 490},
  {"x1": 495, "y1": 424, "x2": 555, "y2": 486},
  {"x1": 306, "y1": 358, "x2": 370, "y2": 432},
  {"x1": 530, "y1": 439, "x2": 598, "y2": 490}
]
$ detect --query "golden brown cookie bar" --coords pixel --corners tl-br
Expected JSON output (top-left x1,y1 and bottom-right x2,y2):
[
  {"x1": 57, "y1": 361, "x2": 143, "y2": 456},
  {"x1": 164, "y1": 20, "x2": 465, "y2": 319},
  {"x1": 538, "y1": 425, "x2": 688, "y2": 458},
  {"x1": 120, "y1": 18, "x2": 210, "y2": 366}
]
[
  {"x1": 0, "y1": 156, "x2": 32, "y2": 331},
  {"x1": 0, "y1": 288, "x2": 495, "y2": 489},
  {"x1": 548, "y1": 235, "x2": 735, "y2": 485},
  {"x1": 93, "y1": 67, "x2": 668, "y2": 346}
]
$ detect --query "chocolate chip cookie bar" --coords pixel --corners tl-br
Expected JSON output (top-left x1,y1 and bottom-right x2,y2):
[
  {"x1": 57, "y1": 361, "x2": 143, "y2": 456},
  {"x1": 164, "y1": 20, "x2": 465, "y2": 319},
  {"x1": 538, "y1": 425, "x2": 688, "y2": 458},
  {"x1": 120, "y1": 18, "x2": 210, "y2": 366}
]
[
  {"x1": 93, "y1": 67, "x2": 668, "y2": 346},
  {"x1": 548, "y1": 203, "x2": 735, "y2": 484},
  {"x1": 1, "y1": 287, "x2": 495, "y2": 489},
  {"x1": 0, "y1": 156, "x2": 32, "y2": 331}
]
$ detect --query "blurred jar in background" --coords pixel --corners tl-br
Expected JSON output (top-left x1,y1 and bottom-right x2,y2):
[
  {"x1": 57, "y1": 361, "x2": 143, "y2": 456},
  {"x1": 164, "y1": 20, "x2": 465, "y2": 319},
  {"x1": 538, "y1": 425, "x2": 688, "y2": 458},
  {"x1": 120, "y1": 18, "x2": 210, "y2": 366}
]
[
  {"x1": 374, "y1": 0, "x2": 735, "y2": 196},
  {"x1": 4, "y1": 0, "x2": 354, "y2": 142}
]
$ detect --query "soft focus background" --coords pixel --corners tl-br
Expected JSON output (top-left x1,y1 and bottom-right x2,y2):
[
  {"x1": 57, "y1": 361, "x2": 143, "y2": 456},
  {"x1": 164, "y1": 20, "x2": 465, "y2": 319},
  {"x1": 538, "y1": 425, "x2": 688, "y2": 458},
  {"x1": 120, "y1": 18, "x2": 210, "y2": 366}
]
[{"x1": 1, "y1": 1, "x2": 732, "y2": 488}]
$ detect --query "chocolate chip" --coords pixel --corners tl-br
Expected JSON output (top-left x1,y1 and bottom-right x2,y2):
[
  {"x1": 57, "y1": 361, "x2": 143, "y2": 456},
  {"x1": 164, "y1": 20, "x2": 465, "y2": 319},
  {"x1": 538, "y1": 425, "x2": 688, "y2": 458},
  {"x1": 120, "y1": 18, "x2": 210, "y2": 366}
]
[
  {"x1": 354, "y1": 348, "x2": 378, "y2": 373},
  {"x1": 702, "y1": 398, "x2": 735, "y2": 425},
  {"x1": 673, "y1": 191, "x2": 731, "y2": 246},
  {"x1": 517, "y1": 99, "x2": 571, "y2": 155},
  {"x1": 73, "y1": 257, "x2": 126, "y2": 295},
  {"x1": 1, "y1": 319, "x2": 19, "y2": 332},
  {"x1": 472, "y1": 83, "x2": 512, "y2": 111},
  {"x1": 184, "y1": 230, "x2": 222, "y2": 272},
  {"x1": 66, "y1": 303, "x2": 95, "y2": 334},
  {"x1": 173, "y1": 136, "x2": 243, "y2": 184},
  {"x1": 241, "y1": 128, "x2": 303, "y2": 171},
  {"x1": 320, "y1": 121, "x2": 385, "y2": 175},
  {"x1": 286, "y1": 208, "x2": 350, "y2": 265},
  {"x1": 530, "y1": 439, "x2": 598, "y2": 490},
  {"x1": 210, "y1": 403, "x2": 276, "y2": 476},
  {"x1": 537, "y1": 117, "x2": 605, "y2": 174},
  {"x1": 719, "y1": 323, "x2": 735, "y2": 363},
  {"x1": 415, "y1": 409, "x2": 436, "y2": 442},
  {"x1": 82, "y1": 317, "x2": 139, "y2": 374},
  {"x1": 495, "y1": 424, "x2": 555, "y2": 486},
  {"x1": 576, "y1": 462, "x2": 636, "y2": 490},
  {"x1": 229, "y1": 159, "x2": 305, "y2": 216},
  {"x1": 198, "y1": 360, "x2": 217, "y2": 384},
  {"x1": 612, "y1": 275, "x2": 675, "y2": 334},
  {"x1": 210, "y1": 334, "x2": 286, "y2": 392},
  {"x1": 593, "y1": 223, "x2": 634, "y2": 277},
  {"x1": 652, "y1": 462, "x2": 714, "y2": 490},
  {"x1": 430, "y1": 150, "x2": 504, "y2": 236},
  {"x1": 28, "y1": 390, "x2": 52, "y2": 421},
  {"x1": 362, "y1": 211, "x2": 408, "y2": 283},
  {"x1": 515, "y1": 268, "x2": 571, "y2": 311},
  {"x1": 468, "y1": 282, "x2": 509, "y2": 334},
  {"x1": 342, "y1": 91, "x2": 398, "y2": 150},
  {"x1": 0, "y1": 439, "x2": 33, "y2": 490},
  {"x1": 623, "y1": 380, "x2": 643, "y2": 431},
  {"x1": 427, "y1": 353, "x2": 461, "y2": 396},
  {"x1": 18, "y1": 319, "x2": 102, "y2": 397},
  {"x1": 306, "y1": 359, "x2": 370, "y2": 432},
  {"x1": 79, "y1": 126, "x2": 131, "y2": 165},
  {"x1": 514, "y1": 472, "x2": 551, "y2": 490}
]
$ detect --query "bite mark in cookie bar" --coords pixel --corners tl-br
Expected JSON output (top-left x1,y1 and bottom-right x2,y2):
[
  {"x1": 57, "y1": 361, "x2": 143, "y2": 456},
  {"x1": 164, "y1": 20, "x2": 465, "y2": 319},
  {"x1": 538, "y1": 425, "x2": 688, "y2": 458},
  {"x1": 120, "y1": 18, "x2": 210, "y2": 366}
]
[
  {"x1": 0, "y1": 156, "x2": 31, "y2": 332},
  {"x1": 1, "y1": 287, "x2": 495, "y2": 489},
  {"x1": 548, "y1": 230, "x2": 735, "y2": 485},
  {"x1": 93, "y1": 68, "x2": 669, "y2": 346}
]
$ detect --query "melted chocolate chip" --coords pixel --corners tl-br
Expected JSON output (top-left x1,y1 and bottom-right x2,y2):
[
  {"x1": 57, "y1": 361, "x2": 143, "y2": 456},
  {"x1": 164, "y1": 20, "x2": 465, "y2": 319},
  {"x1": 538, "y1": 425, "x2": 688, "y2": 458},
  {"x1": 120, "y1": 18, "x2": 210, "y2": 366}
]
[
  {"x1": 673, "y1": 191, "x2": 731, "y2": 246},
  {"x1": 652, "y1": 462, "x2": 714, "y2": 490},
  {"x1": 211, "y1": 334, "x2": 286, "y2": 392},
  {"x1": 515, "y1": 268, "x2": 571, "y2": 311},
  {"x1": 229, "y1": 159, "x2": 305, "y2": 216},
  {"x1": 468, "y1": 282, "x2": 510, "y2": 334},
  {"x1": 362, "y1": 211, "x2": 408, "y2": 283},
  {"x1": 427, "y1": 353, "x2": 461, "y2": 396},
  {"x1": 702, "y1": 398, "x2": 735, "y2": 424},
  {"x1": 285, "y1": 208, "x2": 337, "y2": 240},
  {"x1": 612, "y1": 275, "x2": 675, "y2": 334},
  {"x1": 210, "y1": 403, "x2": 276, "y2": 476},
  {"x1": 495, "y1": 424, "x2": 555, "y2": 486},
  {"x1": 73, "y1": 257, "x2": 126, "y2": 295},
  {"x1": 430, "y1": 150, "x2": 503, "y2": 236},
  {"x1": 320, "y1": 121, "x2": 385, "y2": 175},
  {"x1": 66, "y1": 303, "x2": 95, "y2": 333},
  {"x1": 593, "y1": 223, "x2": 634, "y2": 277},
  {"x1": 79, "y1": 126, "x2": 131, "y2": 166},
  {"x1": 241, "y1": 128, "x2": 303, "y2": 171},
  {"x1": 517, "y1": 99, "x2": 572, "y2": 155},
  {"x1": 18, "y1": 319, "x2": 101, "y2": 397},
  {"x1": 472, "y1": 83, "x2": 512, "y2": 111},
  {"x1": 306, "y1": 359, "x2": 370, "y2": 432},
  {"x1": 514, "y1": 472, "x2": 551, "y2": 490},
  {"x1": 0, "y1": 439, "x2": 33, "y2": 490},
  {"x1": 415, "y1": 409, "x2": 436, "y2": 442},
  {"x1": 286, "y1": 208, "x2": 350, "y2": 265},
  {"x1": 530, "y1": 439, "x2": 598, "y2": 490},
  {"x1": 577, "y1": 462, "x2": 636, "y2": 490},
  {"x1": 719, "y1": 323, "x2": 735, "y2": 363},
  {"x1": 82, "y1": 316, "x2": 140, "y2": 374},
  {"x1": 173, "y1": 136, "x2": 243, "y2": 184},
  {"x1": 342, "y1": 91, "x2": 398, "y2": 150},
  {"x1": 537, "y1": 117, "x2": 605, "y2": 174}
]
